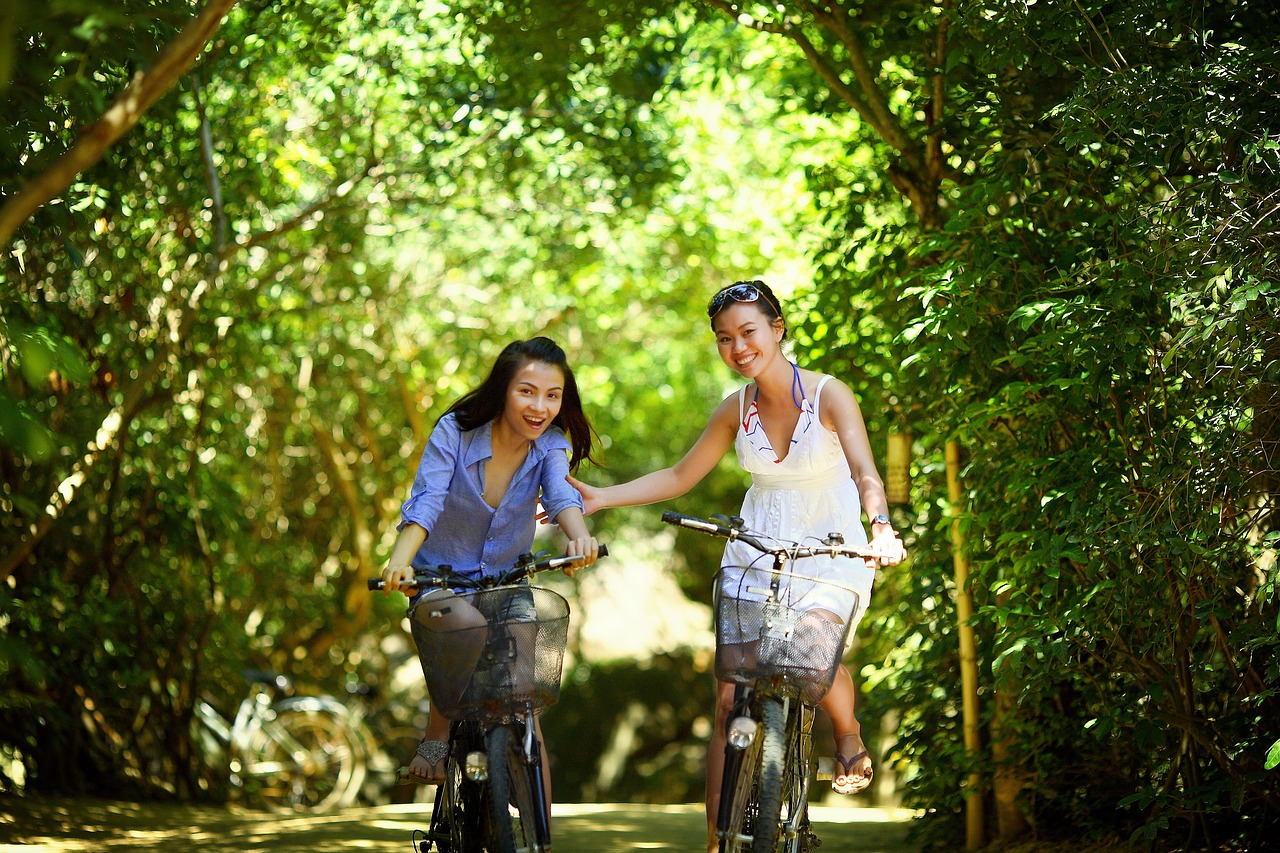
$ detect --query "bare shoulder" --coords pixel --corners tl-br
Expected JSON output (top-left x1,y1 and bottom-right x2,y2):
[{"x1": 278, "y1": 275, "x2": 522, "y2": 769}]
[
  {"x1": 811, "y1": 373, "x2": 863, "y2": 428},
  {"x1": 709, "y1": 388, "x2": 745, "y2": 429}
]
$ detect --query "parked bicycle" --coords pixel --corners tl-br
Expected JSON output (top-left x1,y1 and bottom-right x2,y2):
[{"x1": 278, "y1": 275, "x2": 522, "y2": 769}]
[
  {"x1": 662, "y1": 510, "x2": 871, "y2": 853},
  {"x1": 368, "y1": 545, "x2": 606, "y2": 853},
  {"x1": 192, "y1": 669, "x2": 368, "y2": 812}
]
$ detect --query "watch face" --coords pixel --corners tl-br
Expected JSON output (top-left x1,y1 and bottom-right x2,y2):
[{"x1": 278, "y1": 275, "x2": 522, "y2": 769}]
[{"x1": 871, "y1": 515, "x2": 891, "y2": 525}]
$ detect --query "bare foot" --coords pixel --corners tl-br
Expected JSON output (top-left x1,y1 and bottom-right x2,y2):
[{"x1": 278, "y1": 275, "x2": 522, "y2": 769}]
[
  {"x1": 832, "y1": 731, "x2": 873, "y2": 795},
  {"x1": 406, "y1": 741, "x2": 448, "y2": 785}
]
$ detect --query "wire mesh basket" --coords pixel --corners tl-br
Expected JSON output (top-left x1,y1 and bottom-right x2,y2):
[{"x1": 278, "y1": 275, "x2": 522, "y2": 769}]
[
  {"x1": 714, "y1": 567, "x2": 861, "y2": 705},
  {"x1": 408, "y1": 584, "x2": 569, "y2": 720}
]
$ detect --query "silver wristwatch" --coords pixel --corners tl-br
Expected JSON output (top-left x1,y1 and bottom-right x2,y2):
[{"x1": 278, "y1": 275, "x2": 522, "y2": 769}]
[{"x1": 870, "y1": 514, "x2": 892, "y2": 527}]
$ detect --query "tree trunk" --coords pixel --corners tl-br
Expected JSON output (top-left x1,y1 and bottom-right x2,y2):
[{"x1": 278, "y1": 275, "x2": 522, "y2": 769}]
[{"x1": 946, "y1": 439, "x2": 985, "y2": 850}]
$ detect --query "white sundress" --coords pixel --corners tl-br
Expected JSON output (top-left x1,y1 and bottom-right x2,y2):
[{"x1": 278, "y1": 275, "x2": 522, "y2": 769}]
[{"x1": 719, "y1": 372, "x2": 876, "y2": 635}]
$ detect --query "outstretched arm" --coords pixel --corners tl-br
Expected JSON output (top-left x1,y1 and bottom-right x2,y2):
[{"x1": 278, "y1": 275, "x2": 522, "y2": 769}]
[{"x1": 570, "y1": 394, "x2": 740, "y2": 515}]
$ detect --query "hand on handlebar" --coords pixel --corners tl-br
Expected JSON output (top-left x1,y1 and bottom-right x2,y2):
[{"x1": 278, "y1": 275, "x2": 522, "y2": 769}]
[
  {"x1": 867, "y1": 527, "x2": 907, "y2": 567},
  {"x1": 562, "y1": 535, "x2": 600, "y2": 577},
  {"x1": 381, "y1": 563, "x2": 418, "y2": 595}
]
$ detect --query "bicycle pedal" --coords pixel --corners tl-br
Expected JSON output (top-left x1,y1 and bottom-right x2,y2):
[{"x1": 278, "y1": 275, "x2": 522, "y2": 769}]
[{"x1": 814, "y1": 756, "x2": 834, "y2": 781}]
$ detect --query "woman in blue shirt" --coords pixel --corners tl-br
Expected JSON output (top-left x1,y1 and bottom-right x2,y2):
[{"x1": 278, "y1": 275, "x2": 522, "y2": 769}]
[{"x1": 381, "y1": 336, "x2": 600, "y2": 784}]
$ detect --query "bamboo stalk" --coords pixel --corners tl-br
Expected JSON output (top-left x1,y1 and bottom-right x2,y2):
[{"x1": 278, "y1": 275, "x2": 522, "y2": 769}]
[{"x1": 946, "y1": 439, "x2": 984, "y2": 850}]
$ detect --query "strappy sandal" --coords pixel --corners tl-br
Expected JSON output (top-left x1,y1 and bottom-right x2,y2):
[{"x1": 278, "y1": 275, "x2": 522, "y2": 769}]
[
  {"x1": 398, "y1": 739, "x2": 449, "y2": 785},
  {"x1": 831, "y1": 749, "x2": 873, "y2": 795}
]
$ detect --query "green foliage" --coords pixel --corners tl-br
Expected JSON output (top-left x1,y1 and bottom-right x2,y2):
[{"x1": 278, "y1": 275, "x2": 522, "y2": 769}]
[
  {"x1": 544, "y1": 653, "x2": 713, "y2": 803},
  {"x1": 5, "y1": 1, "x2": 1280, "y2": 849},
  {"x1": 835, "y1": 1, "x2": 1280, "y2": 848},
  {"x1": 0, "y1": 0, "x2": 815, "y2": 802}
]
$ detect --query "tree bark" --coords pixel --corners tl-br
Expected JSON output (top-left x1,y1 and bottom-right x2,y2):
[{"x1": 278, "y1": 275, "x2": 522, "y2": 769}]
[{"x1": 946, "y1": 439, "x2": 985, "y2": 850}]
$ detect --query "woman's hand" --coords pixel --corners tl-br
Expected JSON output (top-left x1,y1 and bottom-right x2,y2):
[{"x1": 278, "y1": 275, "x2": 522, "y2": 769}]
[
  {"x1": 562, "y1": 535, "x2": 600, "y2": 577},
  {"x1": 566, "y1": 474, "x2": 607, "y2": 516},
  {"x1": 381, "y1": 563, "x2": 417, "y2": 595},
  {"x1": 868, "y1": 526, "x2": 907, "y2": 567}
]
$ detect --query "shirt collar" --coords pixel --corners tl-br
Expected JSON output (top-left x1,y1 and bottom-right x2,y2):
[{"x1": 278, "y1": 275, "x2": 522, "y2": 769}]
[{"x1": 463, "y1": 419, "x2": 495, "y2": 468}]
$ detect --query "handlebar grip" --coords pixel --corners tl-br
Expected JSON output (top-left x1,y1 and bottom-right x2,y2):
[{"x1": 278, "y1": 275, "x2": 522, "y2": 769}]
[
  {"x1": 660, "y1": 510, "x2": 721, "y2": 533},
  {"x1": 598, "y1": 543, "x2": 609, "y2": 559},
  {"x1": 367, "y1": 578, "x2": 383, "y2": 591}
]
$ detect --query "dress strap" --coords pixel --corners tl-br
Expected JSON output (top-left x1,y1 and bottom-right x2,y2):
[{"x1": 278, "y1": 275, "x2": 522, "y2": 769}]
[{"x1": 813, "y1": 374, "x2": 832, "y2": 418}]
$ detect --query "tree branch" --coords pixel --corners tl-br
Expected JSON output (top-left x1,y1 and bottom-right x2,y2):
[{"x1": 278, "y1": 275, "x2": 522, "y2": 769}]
[
  {"x1": 0, "y1": 0, "x2": 240, "y2": 250},
  {"x1": 808, "y1": 2, "x2": 913, "y2": 149}
]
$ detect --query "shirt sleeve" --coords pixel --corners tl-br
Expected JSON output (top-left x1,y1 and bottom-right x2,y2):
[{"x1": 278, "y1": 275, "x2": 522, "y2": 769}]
[
  {"x1": 536, "y1": 428, "x2": 584, "y2": 525},
  {"x1": 399, "y1": 415, "x2": 461, "y2": 533}
]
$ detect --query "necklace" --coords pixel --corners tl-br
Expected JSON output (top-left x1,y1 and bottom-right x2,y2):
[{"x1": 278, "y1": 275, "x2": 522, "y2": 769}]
[{"x1": 753, "y1": 361, "x2": 807, "y2": 410}]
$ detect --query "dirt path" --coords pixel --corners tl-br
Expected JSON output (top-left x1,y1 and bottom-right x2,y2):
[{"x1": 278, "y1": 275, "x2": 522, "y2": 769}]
[{"x1": 1, "y1": 795, "x2": 921, "y2": 852}]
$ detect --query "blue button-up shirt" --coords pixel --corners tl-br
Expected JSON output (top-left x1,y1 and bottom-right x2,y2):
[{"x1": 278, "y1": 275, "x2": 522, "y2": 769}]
[{"x1": 398, "y1": 413, "x2": 583, "y2": 582}]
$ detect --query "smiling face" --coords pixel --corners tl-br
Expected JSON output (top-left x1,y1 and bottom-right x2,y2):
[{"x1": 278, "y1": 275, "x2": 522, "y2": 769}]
[
  {"x1": 499, "y1": 359, "x2": 565, "y2": 441},
  {"x1": 713, "y1": 301, "x2": 785, "y2": 378}
]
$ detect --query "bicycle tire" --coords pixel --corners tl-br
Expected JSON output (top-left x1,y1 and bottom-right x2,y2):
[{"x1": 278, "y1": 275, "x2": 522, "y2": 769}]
[
  {"x1": 421, "y1": 722, "x2": 487, "y2": 853},
  {"x1": 279, "y1": 695, "x2": 369, "y2": 807},
  {"x1": 485, "y1": 725, "x2": 519, "y2": 853},
  {"x1": 504, "y1": 724, "x2": 548, "y2": 851},
  {"x1": 749, "y1": 696, "x2": 787, "y2": 853},
  {"x1": 236, "y1": 704, "x2": 362, "y2": 812},
  {"x1": 779, "y1": 705, "x2": 814, "y2": 853}
]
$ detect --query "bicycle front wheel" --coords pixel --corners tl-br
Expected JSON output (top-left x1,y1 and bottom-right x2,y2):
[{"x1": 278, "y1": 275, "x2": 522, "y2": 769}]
[
  {"x1": 486, "y1": 724, "x2": 547, "y2": 853},
  {"x1": 237, "y1": 704, "x2": 362, "y2": 812},
  {"x1": 749, "y1": 696, "x2": 787, "y2": 853},
  {"x1": 779, "y1": 705, "x2": 815, "y2": 853}
]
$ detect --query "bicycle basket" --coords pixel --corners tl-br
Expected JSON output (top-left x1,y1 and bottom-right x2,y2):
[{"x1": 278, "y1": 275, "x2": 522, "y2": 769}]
[
  {"x1": 408, "y1": 584, "x2": 570, "y2": 720},
  {"x1": 713, "y1": 567, "x2": 861, "y2": 705}
]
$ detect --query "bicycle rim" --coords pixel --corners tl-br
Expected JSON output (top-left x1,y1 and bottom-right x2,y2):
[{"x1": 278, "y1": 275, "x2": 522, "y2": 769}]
[
  {"x1": 749, "y1": 697, "x2": 787, "y2": 853},
  {"x1": 237, "y1": 707, "x2": 361, "y2": 812}
]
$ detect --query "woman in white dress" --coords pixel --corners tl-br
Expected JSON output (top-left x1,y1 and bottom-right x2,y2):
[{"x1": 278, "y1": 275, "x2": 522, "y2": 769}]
[{"x1": 569, "y1": 280, "x2": 907, "y2": 850}]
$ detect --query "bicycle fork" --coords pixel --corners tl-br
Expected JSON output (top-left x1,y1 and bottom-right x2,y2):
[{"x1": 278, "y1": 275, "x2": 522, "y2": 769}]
[{"x1": 717, "y1": 685, "x2": 762, "y2": 840}]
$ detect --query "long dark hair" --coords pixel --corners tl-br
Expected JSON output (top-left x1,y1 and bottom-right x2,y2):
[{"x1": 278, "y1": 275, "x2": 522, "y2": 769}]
[{"x1": 445, "y1": 336, "x2": 598, "y2": 472}]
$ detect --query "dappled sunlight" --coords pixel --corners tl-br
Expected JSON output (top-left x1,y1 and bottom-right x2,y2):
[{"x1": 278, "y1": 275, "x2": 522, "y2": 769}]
[{"x1": 1, "y1": 796, "x2": 921, "y2": 852}]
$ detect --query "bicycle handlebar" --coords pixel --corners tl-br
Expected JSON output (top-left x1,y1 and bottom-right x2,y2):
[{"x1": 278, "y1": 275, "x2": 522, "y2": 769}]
[
  {"x1": 367, "y1": 544, "x2": 609, "y2": 592},
  {"x1": 661, "y1": 510, "x2": 876, "y2": 561}
]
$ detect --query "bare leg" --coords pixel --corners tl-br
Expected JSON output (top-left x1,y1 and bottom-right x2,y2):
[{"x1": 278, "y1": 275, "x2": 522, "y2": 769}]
[
  {"x1": 704, "y1": 680, "x2": 736, "y2": 853},
  {"x1": 819, "y1": 664, "x2": 872, "y2": 793}
]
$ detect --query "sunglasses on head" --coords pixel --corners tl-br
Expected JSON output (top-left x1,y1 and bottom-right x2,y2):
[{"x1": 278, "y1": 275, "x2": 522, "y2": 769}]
[{"x1": 707, "y1": 281, "x2": 769, "y2": 318}]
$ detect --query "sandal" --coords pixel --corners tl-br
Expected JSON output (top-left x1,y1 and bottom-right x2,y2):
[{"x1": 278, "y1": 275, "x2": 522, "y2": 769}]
[
  {"x1": 398, "y1": 739, "x2": 449, "y2": 785},
  {"x1": 832, "y1": 749, "x2": 873, "y2": 795}
]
